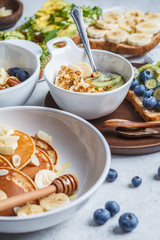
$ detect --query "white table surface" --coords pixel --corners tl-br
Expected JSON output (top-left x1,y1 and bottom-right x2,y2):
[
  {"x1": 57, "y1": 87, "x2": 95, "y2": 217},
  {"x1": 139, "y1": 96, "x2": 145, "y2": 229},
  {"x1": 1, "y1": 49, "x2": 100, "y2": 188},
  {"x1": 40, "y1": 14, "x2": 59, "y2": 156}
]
[{"x1": 1, "y1": 0, "x2": 160, "y2": 239}]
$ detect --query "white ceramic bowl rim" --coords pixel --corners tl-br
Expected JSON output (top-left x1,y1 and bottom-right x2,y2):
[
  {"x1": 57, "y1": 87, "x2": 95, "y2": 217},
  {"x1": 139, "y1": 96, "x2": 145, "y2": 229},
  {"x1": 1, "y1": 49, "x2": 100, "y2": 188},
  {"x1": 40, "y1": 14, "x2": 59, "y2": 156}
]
[
  {"x1": 0, "y1": 42, "x2": 40, "y2": 94},
  {"x1": 0, "y1": 106, "x2": 111, "y2": 221},
  {"x1": 44, "y1": 47, "x2": 134, "y2": 96}
]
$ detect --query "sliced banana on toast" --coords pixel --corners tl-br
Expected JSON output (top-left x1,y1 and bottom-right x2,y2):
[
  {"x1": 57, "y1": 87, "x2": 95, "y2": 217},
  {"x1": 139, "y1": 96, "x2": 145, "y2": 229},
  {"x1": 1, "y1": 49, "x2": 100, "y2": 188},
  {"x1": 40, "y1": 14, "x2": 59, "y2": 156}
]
[
  {"x1": 39, "y1": 193, "x2": 70, "y2": 211},
  {"x1": 95, "y1": 20, "x2": 118, "y2": 30},
  {"x1": 136, "y1": 22, "x2": 160, "y2": 35},
  {"x1": 127, "y1": 33, "x2": 152, "y2": 46},
  {"x1": 102, "y1": 12, "x2": 124, "y2": 22},
  {"x1": 86, "y1": 25, "x2": 108, "y2": 39},
  {"x1": 145, "y1": 12, "x2": 160, "y2": 23},
  {"x1": 124, "y1": 9, "x2": 144, "y2": 18},
  {"x1": 105, "y1": 29, "x2": 128, "y2": 44}
]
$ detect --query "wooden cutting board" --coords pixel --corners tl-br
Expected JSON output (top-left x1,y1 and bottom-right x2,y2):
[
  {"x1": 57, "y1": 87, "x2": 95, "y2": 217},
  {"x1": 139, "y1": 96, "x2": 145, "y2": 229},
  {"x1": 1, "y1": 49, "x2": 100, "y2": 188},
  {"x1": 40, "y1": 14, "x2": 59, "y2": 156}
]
[{"x1": 44, "y1": 92, "x2": 160, "y2": 156}]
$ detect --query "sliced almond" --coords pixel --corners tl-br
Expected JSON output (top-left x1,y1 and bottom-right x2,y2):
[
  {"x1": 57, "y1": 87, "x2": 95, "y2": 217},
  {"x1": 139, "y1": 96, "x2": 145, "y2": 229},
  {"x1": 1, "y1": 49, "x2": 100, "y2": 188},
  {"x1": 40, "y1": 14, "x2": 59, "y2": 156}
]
[
  {"x1": 0, "y1": 190, "x2": 7, "y2": 200},
  {"x1": 31, "y1": 154, "x2": 40, "y2": 167},
  {"x1": 0, "y1": 169, "x2": 9, "y2": 176},
  {"x1": 12, "y1": 154, "x2": 21, "y2": 168}
]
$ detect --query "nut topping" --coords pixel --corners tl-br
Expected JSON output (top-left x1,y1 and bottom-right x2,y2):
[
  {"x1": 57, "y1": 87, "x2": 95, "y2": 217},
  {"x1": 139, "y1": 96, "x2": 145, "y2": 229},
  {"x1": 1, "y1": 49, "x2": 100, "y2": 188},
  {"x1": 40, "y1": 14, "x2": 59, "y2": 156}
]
[{"x1": 7, "y1": 77, "x2": 21, "y2": 87}]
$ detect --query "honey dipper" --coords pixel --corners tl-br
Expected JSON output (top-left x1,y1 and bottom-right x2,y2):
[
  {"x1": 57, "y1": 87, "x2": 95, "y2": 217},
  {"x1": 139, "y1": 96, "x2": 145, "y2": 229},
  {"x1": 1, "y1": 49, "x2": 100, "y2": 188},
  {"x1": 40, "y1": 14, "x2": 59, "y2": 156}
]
[{"x1": 0, "y1": 174, "x2": 78, "y2": 213}]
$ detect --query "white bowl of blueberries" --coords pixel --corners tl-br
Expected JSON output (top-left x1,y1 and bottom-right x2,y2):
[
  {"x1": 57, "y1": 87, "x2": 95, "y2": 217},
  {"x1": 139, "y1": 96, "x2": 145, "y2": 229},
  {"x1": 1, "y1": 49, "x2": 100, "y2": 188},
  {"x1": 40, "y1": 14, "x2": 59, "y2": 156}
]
[{"x1": 0, "y1": 40, "x2": 42, "y2": 107}]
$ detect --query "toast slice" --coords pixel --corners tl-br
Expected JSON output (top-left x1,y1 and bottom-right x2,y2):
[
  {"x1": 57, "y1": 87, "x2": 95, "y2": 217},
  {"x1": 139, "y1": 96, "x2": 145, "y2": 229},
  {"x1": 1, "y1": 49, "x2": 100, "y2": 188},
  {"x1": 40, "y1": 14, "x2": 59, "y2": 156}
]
[
  {"x1": 88, "y1": 31, "x2": 160, "y2": 56},
  {"x1": 126, "y1": 90, "x2": 160, "y2": 121}
]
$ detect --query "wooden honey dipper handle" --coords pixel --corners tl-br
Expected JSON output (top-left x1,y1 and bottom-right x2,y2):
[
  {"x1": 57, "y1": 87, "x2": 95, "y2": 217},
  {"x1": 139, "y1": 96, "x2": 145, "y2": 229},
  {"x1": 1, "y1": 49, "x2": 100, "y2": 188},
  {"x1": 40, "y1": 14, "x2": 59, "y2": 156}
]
[
  {"x1": 103, "y1": 119, "x2": 160, "y2": 129},
  {"x1": 0, "y1": 174, "x2": 78, "y2": 213}
]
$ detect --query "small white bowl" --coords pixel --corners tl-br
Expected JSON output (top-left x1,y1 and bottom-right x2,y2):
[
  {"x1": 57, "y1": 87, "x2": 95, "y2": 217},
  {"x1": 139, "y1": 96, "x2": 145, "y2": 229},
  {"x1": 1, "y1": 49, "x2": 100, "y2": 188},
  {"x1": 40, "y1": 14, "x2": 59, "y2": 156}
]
[
  {"x1": 44, "y1": 37, "x2": 134, "y2": 120},
  {"x1": 0, "y1": 40, "x2": 42, "y2": 107},
  {"x1": 0, "y1": 106, "x2": 111, "y2": 233}
]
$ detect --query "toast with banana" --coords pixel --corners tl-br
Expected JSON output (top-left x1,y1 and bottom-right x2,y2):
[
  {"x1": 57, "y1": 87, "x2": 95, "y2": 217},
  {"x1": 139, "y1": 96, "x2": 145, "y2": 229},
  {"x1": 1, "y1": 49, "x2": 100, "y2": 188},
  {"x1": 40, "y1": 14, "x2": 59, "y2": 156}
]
[
  {"x1": 126, "y1": 62, "x2": 160, "y2": 121},
  {"x1": 86, "y1": 10, "x2": 160, "y2": 56}
]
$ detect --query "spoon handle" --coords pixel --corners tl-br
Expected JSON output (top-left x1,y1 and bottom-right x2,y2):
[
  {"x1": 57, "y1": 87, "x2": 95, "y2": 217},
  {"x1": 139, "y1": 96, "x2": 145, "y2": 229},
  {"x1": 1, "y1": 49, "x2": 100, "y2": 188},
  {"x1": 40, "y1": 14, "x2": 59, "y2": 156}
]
[
  {"x1": 103, "y1": 119, "x2": 160, "y2": 128},
  {"x1": 70, "y1": 6, "x2": 97, "y2": 72}
]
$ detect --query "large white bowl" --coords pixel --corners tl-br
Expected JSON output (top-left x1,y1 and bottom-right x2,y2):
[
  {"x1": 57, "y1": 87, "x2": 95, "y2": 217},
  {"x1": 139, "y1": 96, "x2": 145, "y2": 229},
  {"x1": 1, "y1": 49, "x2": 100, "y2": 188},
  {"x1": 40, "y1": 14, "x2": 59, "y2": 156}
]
[
  {"x1": 0, "y1": 106, "x2": 111, "y2": 233},
  {"x1": 0, "y1": 40, "x2": 42, "y2": 107},
  {"x1": 44, "y1": 37, "x2": 134, "y2": 120}
]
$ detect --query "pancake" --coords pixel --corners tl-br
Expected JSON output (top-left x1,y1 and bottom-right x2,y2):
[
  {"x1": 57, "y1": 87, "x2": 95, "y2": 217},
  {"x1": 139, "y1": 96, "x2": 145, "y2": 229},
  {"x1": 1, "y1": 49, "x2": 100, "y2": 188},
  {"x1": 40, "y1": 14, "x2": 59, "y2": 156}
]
[
  {"x1": 32, "y1": 137, "x2": 58, "y2": 165},
  {"x1": 0, "y1": 167, "x2": 36, "y2": 216},
  {"x1": 0, "y1": 155, "x2": 12, "y2": 168},
  {"x1": 2, "y1": 130, "x2": 35, "y2": 170},
  {"x1": 21, "y1": 147, "x2": 54, "y2": 180}
]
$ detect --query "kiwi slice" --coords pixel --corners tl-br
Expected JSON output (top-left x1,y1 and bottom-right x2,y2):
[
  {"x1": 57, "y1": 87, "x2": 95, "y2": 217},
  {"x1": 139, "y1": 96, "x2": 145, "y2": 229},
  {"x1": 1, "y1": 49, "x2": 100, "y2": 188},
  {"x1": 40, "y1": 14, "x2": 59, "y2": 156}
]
[
  {"x1": 145, "y1": 78, "x2": 158, "y2": 89},
  {"x1": 155, "y1": 61, "x2": 160, "y2": 68},
  {"x1": 153, "y1": 86, "x2": 160, "y2": 100},
  {"x1": 92, "y1": 74, "x2": 122, "y2": 89},
  {"x1": 106, "y1": 79, "x2": 125, "y2": 91},
  {"x1": 3, "y1": 31, "x2": 25, "y2": 39}
]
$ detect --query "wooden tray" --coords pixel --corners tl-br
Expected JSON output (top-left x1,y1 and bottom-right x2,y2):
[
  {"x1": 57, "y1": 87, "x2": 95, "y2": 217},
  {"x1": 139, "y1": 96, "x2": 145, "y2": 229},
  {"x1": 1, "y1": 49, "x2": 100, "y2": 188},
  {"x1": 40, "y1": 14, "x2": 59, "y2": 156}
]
[{"x1": 44, "y1": 92, "x2": 160, "y2": 156}]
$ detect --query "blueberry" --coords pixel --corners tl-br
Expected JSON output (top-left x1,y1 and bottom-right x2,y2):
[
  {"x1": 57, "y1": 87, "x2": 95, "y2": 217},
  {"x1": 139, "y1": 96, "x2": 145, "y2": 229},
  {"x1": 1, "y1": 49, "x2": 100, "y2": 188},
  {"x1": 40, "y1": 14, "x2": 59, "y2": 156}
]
[
  {"x1": 7, "y1": 67, "x2": 20, "y2": 77},
  {"x1": 16, "y1": 70, "x2": 30, "y2": 82},
  {"x1": 157, "y1": 166, "x2": 160, "y2": 177},
  {"x1": 130, "y1": 78, "x2": 139, "y2": 90},
  {"x1": 143, "y1": 89, "x2": 153, "y2": 98},
  {"x1": 93, "y1": 208, "x2": 110, "y2": 225},
  {"x1": 143, "y1": 96, "x2": 157, "y2": 110},
  {"x1": 106, "y1": 168, "x2": 118, "y2": 182},
  {"x1": 134, "y1": 84, "x2": 145, "y2": 96},
  {"x1": 131, "y1": 176, "x2": 142, "y2": 187},
  {"x1": 139, "y1": 70, "x2": 154, "y2": 83},
  {"x1": 119, "y1": 212, "x2": 138, "y2": 232},
  {"x1": 156, "y1": 101, "x2": 160, "y2": 111},
  {"x1": 105, "y1": 201, "x2": 120, "y2": 216}
]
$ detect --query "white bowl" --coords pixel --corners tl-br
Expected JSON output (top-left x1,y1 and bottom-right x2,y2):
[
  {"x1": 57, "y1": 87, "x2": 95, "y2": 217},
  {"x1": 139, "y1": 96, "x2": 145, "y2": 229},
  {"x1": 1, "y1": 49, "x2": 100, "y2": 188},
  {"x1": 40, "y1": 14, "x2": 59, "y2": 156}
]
[
  {"x1": 44, "y1": 37, "x2": 134, "y2": 120},
  {"x1": 0, "y1": 106, "x2": 111, "y2": 233},
  {"x1": 0, "y1": 40, "x2": 42, "y2": 107}
]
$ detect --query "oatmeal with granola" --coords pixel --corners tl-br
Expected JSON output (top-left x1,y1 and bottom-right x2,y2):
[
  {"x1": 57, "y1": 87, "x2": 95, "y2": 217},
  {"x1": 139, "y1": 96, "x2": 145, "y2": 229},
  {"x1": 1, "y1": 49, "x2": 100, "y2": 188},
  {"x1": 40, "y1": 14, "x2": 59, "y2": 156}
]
[{"x1": 55, "y1": 62, "x2": 125, "y2": 93}]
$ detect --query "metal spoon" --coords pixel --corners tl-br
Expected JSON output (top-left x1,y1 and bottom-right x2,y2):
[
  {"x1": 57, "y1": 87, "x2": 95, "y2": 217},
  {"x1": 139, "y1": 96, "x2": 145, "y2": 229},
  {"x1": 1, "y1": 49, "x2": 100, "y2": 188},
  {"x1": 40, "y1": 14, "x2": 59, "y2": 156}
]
[
  {"x1": 70, "y1": 6, "x2": 97, "y2": 72},
  {"x1": 116, "y1": 127, "x2": 160, "y2": 138}
]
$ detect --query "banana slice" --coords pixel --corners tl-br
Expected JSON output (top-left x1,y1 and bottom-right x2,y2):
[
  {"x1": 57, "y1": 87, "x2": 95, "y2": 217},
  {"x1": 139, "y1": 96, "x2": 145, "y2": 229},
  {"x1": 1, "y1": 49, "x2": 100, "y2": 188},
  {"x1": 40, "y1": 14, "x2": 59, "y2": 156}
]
[
  {"x1": 119, "y1": 18, "x2": 144, "y2": 33},
  {"x1": 17, "y1": 204, "x2": 44, "y2": 216},
  {"x1": 105, "y1": 29, "x2": 127, "y2": 44},
  {"x1": 95, "y1": 20, "x2": 118, "y2": 30},
  {"x1": 40, "y1": 193, "x2": 70, "y2": 211},
  {"x1": 145, "y1": 12, "x2": 160, "y2": 23},
  {"x1": 0, "y1": 190, "x2": 7, "y2": 200},
  {"x1": 86, "y1": 25, "x2": 108, "y2": 39},
  {"x1": 74, "y1": 62, "x2": 92, "y2": 77},
  {"x1": 0, "y1": 126, "x2": 14, "y2": 136},
  {"x1": 37, "y1": 130, "x2": 52, "y2": 143},
  {"x1": 67, "y1": 64, "x2": 82, "y2": 72},
  {"x1": 34, "y1": 169, "x2": 57, "y2": 189},
  {"x1": 127, "y1": 33, "x2": 151, "y2": 46},
  {"x1": 102, "y1": 12, "x2": 124, "y2": 22},
  {"x1": 136, "y1": 22, "x2": 160, "y2": 35},
  {"x1": 125, "y1": 9, "x2": 144, "y2": 18}
]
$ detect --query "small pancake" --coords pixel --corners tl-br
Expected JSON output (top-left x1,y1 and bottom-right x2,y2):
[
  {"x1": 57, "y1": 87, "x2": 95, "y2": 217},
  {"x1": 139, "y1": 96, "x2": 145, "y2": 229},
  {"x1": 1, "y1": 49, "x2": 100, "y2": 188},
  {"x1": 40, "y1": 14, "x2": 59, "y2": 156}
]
[
  {"x1": 0, "y1": 167, "x2": 36, "y2": 216},
  {"x1": 2, "y1": 130, "x2": 35, "y2": 170},
  {"x1": 0, "y1": 155, "x2": 12, "y2": 168},
  {"x1": 21, "y1": 147, "x2": 54, "y2": 180},
  {"x1": 32, "y1": 137, "x2": 58, "y2": 165}
]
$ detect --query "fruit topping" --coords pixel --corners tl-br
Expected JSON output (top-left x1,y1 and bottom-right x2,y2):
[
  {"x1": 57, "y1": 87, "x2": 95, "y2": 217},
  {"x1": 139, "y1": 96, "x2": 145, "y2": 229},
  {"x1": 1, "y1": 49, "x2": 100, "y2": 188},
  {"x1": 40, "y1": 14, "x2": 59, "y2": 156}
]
[
  {"x1": 131, "y1": 176, "x2": 142, "y2": 187},
  {"x1": 156, "y1": 101, "x2": 160, "y2": 111},
  {"x1": 119, "y1": 212, "x2": 138, "y2": 232},
  {"x1": 144, "y1": 78, "x2": 158, "y2": 89},
  {"x1": 134, "y1": 84, "x2": 145, "y2": 96},
  {"x1": 7, "y1": 67, "x2": 20, "y2": 77},
  {"x1": 93, "y1": 208, "x2": 110, "y2": 225},
  {"x1": 139, "y1": 70, "x2": 154, "y2": 83},
  {"x1": 16, "y1": 70, "x2": 30, "y2": 82},
  {"x1": 105, "y1": 201, "x2": 120, "y2": 216},
  {"x1": 153, "y1": 86, "x2": 160, "y2": 100},
  {"x1": 143, "y1": 89, "x2": 153, "y2": 97},
  {"x1": 130, "y1": 78, "x2": 139, "y2": 90},
  {"x1": 143, "y1": 96, "x2": 157, "y2": 109}
]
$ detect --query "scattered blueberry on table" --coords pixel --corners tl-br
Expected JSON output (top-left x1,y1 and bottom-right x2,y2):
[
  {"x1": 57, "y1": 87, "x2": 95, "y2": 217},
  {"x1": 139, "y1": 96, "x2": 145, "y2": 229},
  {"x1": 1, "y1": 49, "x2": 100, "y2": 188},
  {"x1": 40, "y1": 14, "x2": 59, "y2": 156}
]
[
  {"x1": 131, "y1": 176, "x2": 142, "y2": 187},
  {"x1": 119, "y1": 212, "x2": 138, "y2": 232},
  {"x1": 106, "y1": 168, "x2": 118, "y2": 182},
  {"x1": 93, "y1": 208, "x2": 110, "y2": 225},
  {"x1": 105, "y1": 201, "x2": 120, "y2": 216},
  {"x1": 157, "y1": 166, "x2": 160, "y2": 177}
]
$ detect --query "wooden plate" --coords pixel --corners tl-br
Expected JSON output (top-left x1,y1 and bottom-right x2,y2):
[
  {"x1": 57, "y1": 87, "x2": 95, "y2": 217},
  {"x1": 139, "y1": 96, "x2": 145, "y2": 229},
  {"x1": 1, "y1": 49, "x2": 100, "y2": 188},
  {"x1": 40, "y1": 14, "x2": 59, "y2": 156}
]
[{"x1": 44, "y1": 92, "x2": 160, "y2": 156}]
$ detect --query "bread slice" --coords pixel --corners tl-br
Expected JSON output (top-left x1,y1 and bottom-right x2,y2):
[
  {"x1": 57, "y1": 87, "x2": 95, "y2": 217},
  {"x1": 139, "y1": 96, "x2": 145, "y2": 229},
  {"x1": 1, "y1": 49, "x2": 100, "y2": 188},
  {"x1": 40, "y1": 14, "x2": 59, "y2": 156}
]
[
  {"x1": 126, "y1": 90, "x2": 160, "y2": 121},
  {"x1": 88, "y1": 31, "x2": 160, "y2": 56}
]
